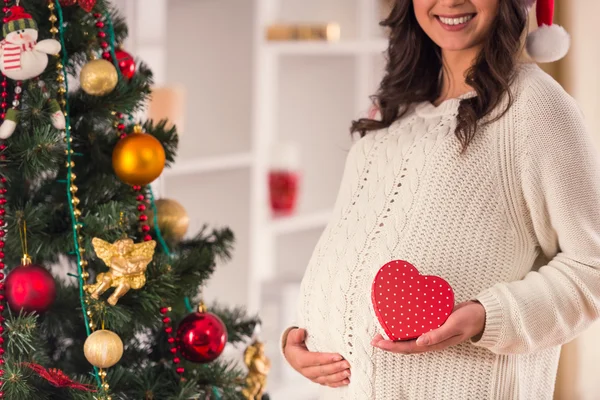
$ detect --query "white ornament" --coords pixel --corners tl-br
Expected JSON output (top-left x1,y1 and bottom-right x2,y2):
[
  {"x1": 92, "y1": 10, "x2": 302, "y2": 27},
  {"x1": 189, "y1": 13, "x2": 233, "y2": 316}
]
[
  {"x1": 0, "y1": 29, "x2": 61, "y2": 81},
  {"x1": 0, "y1": 6, "x2": 64, "y2": 139}
]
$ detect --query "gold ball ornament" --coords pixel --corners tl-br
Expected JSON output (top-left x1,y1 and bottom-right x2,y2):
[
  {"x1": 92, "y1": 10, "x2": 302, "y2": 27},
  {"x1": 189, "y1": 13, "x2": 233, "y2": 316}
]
[
  {"x1": 151, "y1": 199, "x2": 190, "y2": 242},
  {"x1": 83, "y1": 329, "x2": 124, "y2": 368},
  {"x1": 112, "y1": 132, "x2": 166, "y2": 186},
  {"x1": 80, "y1": 59, "x2": 118, "y2": 96}
]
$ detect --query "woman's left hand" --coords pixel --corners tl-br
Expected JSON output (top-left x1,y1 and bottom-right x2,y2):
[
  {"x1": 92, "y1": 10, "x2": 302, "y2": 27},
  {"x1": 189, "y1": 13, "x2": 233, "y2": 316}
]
[{"x1": 371, "y1": 301, "x2": 486, "y2": 354}]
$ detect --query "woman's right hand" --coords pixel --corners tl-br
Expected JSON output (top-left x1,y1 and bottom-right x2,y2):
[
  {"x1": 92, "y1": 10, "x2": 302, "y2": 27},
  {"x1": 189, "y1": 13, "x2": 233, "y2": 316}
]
[{"x1": 283, "y1": 328, "x2": 351, "y2": 387}]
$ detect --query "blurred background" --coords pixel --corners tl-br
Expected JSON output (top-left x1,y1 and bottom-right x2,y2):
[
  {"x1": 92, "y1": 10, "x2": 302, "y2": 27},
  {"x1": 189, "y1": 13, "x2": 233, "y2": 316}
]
[{"x1": 111, "y1": 0, "x2": 599, "y2": 398}]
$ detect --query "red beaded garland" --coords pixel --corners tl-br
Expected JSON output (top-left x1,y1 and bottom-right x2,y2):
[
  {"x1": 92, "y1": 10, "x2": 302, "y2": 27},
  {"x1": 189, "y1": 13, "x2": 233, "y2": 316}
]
[
  {"x1": 159, "y1": 306, "x2": 185, "y2": 376},
  {"x1": 93, "y1": 13, "x2": 111, "y2": 67},
  {"x1": 133, "y1": 186, "x2": 152, "y2": 238},
  {"x1": 0, "y1": 74, "x2": 8, "y2": 120},
  {"x1": 0, "y1": 94, "x2": 6, "y2": 383},
  {"x1": 133, "y1": 182, "x2": 182, "y2": 377},
  {"x1": 0, "y1": 22, "x2": 7, "y2": 381}
]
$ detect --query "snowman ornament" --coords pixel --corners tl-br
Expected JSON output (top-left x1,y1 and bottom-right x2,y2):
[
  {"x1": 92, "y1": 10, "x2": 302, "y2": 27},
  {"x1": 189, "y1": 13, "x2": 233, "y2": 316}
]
[{"x1": 0, "y1": 5, "x2": 65, "y2": 139}]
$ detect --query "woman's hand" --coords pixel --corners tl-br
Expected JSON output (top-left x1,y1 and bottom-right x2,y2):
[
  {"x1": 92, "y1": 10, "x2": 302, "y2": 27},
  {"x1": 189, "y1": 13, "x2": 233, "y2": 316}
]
[
  {"x1": 371, "y1": 301, "x2": 486, "y2": 354},
  {"x1": 284, "y1": 328, "x2": 351, "y2": 387}
]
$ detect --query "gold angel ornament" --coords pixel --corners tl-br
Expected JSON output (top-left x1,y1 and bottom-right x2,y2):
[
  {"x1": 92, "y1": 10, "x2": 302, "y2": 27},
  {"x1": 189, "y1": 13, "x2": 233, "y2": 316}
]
[
  {"x1": 242, "y1": 341, "x2": 271, "y2": 400},
  {"x1": 86, "y1": 237, "x2": 156, "y2": 305}
]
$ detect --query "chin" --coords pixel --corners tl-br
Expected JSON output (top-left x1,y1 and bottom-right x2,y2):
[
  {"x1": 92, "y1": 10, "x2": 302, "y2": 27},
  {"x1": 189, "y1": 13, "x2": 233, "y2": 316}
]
[{"x1": 437, "y1": 40, "x2": 475, "y2": 53}]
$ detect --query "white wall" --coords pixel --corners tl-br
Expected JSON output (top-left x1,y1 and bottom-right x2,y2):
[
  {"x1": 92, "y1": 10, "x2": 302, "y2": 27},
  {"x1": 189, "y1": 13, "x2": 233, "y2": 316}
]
[
  {"x1": 564, "y1": 1, "x2": 600, "y2": 398},
  {"x1": 567, "y1": 0, "x2": 600, "y2": 149},
  {"x1": 163, "y1": 0, "x2": 253, "y2": 307},
  {"x1": 116, "y1": 0, "x2": 253, "y2": 308}
]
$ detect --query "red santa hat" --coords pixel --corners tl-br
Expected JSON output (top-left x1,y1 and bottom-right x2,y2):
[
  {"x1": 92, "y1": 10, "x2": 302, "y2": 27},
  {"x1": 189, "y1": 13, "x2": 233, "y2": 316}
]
[
  {"x1": 2, "y1": 6, "x2": 37, "y2": 38},
  {"x1": 525, "y1": 0, "x2": 570, "y2": 63}
]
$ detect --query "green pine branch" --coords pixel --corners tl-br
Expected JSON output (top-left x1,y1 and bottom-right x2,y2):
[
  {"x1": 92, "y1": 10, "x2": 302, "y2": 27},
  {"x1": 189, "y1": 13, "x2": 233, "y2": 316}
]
[{"x1": 0, "y1": 0, "x2": 262, "y2": 398}]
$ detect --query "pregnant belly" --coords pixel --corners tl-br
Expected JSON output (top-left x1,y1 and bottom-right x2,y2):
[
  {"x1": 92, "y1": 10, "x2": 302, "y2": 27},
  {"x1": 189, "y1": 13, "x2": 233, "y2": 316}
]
[{"x1": 300, "y1": 253, "x2": 375, "y2": 359}]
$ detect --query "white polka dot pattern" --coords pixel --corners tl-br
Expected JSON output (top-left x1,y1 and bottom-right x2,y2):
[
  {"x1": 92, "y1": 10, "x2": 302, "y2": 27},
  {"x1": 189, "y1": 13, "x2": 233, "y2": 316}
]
[{"x1": 372, "y1": 260, "x2": 454, "y2": 341}]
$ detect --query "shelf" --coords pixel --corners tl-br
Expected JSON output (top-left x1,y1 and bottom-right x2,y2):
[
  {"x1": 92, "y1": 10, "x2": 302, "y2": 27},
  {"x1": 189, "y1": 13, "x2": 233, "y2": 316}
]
[
  {"x1": 270, "y1": 209, "x2": 332, "y2": 235},
  {"x1": 264, "y1": 38, "x2": 388, "y2": 56},
  {"x1": 163, "y1": 152, "x2": 253, "y2": 177}
]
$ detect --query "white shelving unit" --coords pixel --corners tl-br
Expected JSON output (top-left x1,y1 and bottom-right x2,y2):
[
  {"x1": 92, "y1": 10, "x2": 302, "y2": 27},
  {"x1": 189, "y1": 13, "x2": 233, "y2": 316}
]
[
  {"x1": 265, "y1": 38, "x2": 388, "y2": 55},
  {"x1": 270, "y1": 210, "x2": 332, "y2": 235},
  {"x1": 162, "y1": 152, "x2": 253, "y2": 177},
  {"x1": 250, "y1": 0, "x2": 387, "y2": 303},
  {"x1": 251, "y1": 0, "x2": 387, "y2": 396},
  {"x1": 120, "y1": 0, "x2": 388, "y2": 397}
]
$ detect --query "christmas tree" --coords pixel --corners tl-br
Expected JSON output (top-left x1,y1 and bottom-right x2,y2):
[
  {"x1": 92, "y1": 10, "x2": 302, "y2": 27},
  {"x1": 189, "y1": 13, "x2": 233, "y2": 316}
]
[{"x1": 0, "y1": 1, "x2": 261, "y2": 399}]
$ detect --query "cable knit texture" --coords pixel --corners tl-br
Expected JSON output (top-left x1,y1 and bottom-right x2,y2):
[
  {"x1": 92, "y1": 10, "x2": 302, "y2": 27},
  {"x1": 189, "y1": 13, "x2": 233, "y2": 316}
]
[{"x1": 290, "y1": 63, "x2": 600, "y2": 399}]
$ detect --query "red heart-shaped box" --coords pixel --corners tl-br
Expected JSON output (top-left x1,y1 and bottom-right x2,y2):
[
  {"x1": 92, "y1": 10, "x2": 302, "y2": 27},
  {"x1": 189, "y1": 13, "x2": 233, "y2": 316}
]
[{"x1": 371, "y1": 260, "x2": 455, "y2": 341}]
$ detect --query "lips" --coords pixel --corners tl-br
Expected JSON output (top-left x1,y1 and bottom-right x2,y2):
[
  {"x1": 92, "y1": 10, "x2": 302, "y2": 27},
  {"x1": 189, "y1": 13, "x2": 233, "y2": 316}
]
[{"x1": 438, "y1": 14, "x2": 475, "y2": 26}]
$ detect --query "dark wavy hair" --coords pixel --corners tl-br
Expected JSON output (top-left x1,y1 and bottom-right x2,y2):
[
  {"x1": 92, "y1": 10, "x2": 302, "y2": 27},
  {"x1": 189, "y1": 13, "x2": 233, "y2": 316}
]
[{"x1": 351, "y1": 0, "x2": 528, "y2": 153}]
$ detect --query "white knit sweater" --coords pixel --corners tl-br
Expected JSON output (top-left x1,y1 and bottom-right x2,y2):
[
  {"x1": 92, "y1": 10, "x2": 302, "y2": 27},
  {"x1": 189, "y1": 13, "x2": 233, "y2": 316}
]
[{"x1": 290, "y1": 63, "x2": 600, "y2": 399}]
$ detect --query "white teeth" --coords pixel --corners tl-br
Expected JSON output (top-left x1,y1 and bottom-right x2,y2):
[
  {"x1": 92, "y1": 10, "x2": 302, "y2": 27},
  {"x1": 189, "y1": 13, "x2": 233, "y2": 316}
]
[{"x1": 439, "y1": 15, "x2": 473, "y2": 26}]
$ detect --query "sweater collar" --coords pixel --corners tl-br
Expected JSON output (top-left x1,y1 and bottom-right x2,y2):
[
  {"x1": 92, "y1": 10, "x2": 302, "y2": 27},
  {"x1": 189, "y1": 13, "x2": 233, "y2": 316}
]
[{"x1": 414, "y1": 91, "x2": 477, "y2": 119}]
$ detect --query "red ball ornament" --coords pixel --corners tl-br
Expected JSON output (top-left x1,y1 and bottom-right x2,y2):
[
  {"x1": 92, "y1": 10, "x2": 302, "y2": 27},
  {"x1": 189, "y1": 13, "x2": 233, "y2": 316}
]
[
  {"x1": 58, "y1": 0, "x2": 78, "y2": 6},
  {"x1": 5, "y1": 263, "x2": 56, "y2": 313},
  {"x1": 176, "y1": 311, "x2": 227, "y2": 363},
  {"x1": 114, "y1": 50, "x2": 136, "y2": 80}
]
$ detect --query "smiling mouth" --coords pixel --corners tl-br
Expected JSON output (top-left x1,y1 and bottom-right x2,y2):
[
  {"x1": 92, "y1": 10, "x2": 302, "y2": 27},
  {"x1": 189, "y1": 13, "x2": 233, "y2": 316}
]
[{"x1": 436, "y1": 13, "x2": 476, "y2": 27}]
